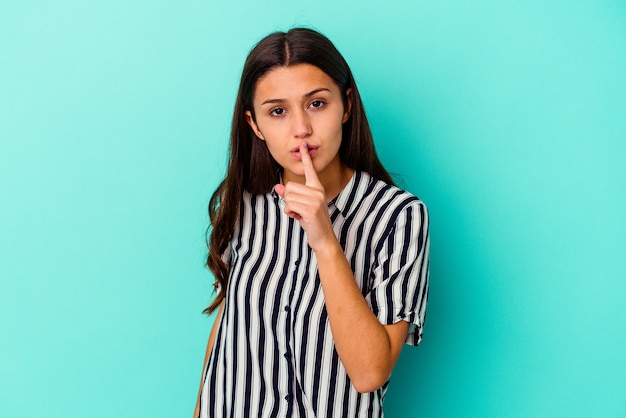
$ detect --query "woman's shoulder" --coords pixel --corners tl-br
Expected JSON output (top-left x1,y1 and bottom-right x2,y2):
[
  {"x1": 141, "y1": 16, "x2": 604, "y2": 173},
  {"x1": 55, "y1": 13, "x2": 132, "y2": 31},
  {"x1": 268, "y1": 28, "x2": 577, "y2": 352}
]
[
  {"x1": 332, "y1": 171, "x2": 428, "y2": 226},
  {"x1": 358, "y1": 171, "x2": 426, "y2": 209}
]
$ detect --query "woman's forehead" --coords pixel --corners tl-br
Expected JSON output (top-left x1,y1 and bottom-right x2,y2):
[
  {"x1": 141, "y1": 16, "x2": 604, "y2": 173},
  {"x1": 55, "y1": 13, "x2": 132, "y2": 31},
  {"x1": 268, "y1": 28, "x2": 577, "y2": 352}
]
[{"x1": 253, "y1": 64, "x2": 339, "y2": 103}]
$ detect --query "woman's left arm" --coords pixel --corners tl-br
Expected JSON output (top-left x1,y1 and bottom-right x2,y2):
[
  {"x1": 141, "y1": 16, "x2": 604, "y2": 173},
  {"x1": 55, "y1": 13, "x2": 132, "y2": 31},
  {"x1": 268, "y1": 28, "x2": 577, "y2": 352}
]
[
  {"x1": 316, "y1": 242, "x2": 410, "y2": 393},
  {"x1": 275, "y1": 142, "x2": 410, "y2": 393}
]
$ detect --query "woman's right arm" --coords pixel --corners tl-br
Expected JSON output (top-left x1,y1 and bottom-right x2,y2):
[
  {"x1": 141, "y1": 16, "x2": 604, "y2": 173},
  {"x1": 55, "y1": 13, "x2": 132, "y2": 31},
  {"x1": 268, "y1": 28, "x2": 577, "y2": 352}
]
[{"x1": 193, "y1": 299, "x2": 225, "y2": 418}]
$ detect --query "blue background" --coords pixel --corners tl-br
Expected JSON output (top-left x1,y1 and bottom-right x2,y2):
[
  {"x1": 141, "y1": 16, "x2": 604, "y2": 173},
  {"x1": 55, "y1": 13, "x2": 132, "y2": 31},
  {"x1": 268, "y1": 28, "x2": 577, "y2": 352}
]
[{"x1": 1, "y1": 1, "x2": 625, "y2": 416}]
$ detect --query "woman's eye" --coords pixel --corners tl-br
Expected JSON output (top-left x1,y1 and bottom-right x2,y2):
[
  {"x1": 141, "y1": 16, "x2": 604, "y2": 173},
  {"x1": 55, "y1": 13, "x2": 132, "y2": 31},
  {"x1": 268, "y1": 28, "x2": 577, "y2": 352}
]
[
  {"x1": 310, "y1": 100, "x2": 325, "y2": 109},
  {"x1": 270, "y1": 107, "x2": 285, "y2": 116}
]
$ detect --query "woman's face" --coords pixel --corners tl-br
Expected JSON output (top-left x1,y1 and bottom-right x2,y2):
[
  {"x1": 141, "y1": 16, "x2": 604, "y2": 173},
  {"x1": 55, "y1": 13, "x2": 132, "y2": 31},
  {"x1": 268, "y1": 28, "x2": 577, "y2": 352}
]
[{"x1": 246, "y1": 63, "x2": 351, "y2": 187}]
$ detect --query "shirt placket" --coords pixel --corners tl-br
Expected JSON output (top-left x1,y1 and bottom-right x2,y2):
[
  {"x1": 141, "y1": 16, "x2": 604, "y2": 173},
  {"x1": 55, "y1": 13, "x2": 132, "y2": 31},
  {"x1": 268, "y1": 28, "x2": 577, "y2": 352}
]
[{"x1": 276, "y1": 199, "x2": 303, "y2": 415}]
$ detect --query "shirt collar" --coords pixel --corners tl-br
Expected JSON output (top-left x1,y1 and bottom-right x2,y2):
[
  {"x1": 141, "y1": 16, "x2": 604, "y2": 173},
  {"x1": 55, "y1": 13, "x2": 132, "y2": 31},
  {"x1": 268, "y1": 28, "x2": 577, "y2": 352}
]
[{"x1": 329, "y1": 171, "x2": 371, "y2": 218}]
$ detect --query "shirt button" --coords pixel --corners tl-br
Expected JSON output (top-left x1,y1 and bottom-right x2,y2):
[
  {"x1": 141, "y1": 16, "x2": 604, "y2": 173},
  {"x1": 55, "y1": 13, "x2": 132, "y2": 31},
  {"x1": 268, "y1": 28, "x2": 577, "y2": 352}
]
[
  {"x1": 284, "y1": 351, "x2": 291, "y2": 359},
  {"x1": 284, "y1": 305, "x2": 290, "y2": 312},
  {"x1": 294, "y1": 259, "x2": 300, "y2": 266},
  {"x1": 285, "y1": 395, "x2": 291, "y2": 402}
]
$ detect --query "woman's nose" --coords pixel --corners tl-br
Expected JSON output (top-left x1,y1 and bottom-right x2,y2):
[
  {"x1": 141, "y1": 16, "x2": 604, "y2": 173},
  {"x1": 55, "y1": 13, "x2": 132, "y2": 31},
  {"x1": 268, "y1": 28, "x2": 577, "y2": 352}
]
[{"x1": 291, "y1": 110, "x2": 312, "y2": 138}]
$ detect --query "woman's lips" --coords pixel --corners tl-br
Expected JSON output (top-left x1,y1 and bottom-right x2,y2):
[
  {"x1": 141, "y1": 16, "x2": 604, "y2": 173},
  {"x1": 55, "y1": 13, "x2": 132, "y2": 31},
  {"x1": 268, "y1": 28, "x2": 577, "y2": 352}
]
[{"x1": 292, "y1": 146, "x2": 318, "y2": 159}]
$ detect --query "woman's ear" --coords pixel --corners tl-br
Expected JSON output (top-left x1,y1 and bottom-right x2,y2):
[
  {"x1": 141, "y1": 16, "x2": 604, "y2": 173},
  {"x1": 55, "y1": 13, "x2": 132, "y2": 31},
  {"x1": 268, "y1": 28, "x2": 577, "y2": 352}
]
[
  {"x1": 245, "y1": 110, "x2": 265, "y2": 140},
  {"x1": 343, "y1": 88, "x2": 353, "y2": 123}
]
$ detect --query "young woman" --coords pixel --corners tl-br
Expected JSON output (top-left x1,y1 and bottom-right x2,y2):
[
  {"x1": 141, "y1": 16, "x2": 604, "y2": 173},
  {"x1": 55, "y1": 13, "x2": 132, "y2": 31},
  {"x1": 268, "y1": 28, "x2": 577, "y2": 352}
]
[{"x1": 195, "y1": 28, "x2": 430, "y2": 418}]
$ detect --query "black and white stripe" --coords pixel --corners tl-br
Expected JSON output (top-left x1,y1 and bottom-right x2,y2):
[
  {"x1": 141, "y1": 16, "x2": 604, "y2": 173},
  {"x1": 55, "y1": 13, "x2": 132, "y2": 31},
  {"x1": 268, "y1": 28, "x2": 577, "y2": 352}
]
[{"x1": 199, "y1": 171, "x2": 430, "y2": 417}]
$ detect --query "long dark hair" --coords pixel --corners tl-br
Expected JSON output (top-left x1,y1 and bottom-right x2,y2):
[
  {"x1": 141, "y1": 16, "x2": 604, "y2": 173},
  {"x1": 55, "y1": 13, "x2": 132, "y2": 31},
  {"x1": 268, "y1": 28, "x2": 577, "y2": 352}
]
[{"x1": 204, "y1": 27, "x2": 394, "y2": 314}]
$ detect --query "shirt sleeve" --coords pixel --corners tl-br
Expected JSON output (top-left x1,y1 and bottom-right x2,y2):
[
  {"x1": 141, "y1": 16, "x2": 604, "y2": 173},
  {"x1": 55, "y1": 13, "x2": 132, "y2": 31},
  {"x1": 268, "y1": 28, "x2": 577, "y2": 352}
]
[{"x1": 364, "y1": 200, "x2": 430, "y2": 346}]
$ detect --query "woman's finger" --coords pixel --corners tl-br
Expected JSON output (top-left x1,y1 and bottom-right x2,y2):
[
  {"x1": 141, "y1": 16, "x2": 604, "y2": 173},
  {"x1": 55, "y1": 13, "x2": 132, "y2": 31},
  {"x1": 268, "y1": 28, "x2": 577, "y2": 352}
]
[{"x1": 300, "y1": 141, "x2": 323, "y2": 190}]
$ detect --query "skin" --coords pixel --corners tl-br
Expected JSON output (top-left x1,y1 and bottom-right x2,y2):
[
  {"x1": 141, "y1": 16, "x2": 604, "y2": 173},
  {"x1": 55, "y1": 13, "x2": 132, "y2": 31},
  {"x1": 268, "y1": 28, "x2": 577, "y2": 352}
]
[
  {"x1": 246, "y1": 63, "x2": 353, "y2": 198},
  {"x1": 194, "y1": 64, "x2": 408, "y2": 415}
]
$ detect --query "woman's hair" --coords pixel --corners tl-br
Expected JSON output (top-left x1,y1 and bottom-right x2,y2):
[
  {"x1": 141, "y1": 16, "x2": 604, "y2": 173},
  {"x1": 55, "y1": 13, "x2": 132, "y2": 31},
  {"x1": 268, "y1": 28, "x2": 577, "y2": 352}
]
[{"x1": 204, "y1": 27, "x2": 394, "y2": 314}]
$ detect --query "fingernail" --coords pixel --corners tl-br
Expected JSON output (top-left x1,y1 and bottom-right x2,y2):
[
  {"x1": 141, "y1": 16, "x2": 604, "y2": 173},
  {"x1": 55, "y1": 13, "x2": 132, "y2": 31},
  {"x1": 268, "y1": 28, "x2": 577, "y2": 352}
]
[{"x1": 303, "y1": 141, "x2": 308, "y2": 148}]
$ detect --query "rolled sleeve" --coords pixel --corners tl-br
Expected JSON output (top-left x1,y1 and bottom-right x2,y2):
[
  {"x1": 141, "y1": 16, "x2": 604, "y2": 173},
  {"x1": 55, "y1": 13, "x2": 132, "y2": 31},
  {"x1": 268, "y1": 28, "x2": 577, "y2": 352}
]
[{"x1": 365, "y1": 200, "x2": 430, "y2": 346}]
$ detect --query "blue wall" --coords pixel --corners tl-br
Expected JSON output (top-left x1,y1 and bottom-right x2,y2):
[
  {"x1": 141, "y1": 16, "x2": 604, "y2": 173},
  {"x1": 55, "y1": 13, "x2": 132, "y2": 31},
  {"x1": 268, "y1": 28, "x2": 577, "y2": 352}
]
[{"x1": 1, "y1": 1, "x2": 625, "y2": 416}]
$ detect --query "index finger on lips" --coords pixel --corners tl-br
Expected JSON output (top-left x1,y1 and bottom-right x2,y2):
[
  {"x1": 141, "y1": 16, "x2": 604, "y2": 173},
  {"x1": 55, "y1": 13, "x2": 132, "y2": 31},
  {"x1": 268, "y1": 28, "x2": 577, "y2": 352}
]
[{"x1": 300, "y1": 141, "x2": 322, "y2": 188}]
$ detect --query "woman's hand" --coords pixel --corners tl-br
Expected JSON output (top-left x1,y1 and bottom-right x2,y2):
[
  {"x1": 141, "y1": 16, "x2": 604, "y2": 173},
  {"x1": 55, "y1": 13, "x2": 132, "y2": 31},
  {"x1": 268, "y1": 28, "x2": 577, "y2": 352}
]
[{"x1": 273, "y1": 142, "x2": 335, "y2": 251}]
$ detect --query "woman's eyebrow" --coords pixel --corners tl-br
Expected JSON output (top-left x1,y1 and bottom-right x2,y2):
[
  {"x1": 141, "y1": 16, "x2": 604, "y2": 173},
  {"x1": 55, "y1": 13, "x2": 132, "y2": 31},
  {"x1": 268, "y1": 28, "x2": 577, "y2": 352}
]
[
  {"x1": 303, "y1": 87, "x2": 331, "y2": 98},
  {"x1": 260, "y1": 87, "x2": 332, "y2": 106}
]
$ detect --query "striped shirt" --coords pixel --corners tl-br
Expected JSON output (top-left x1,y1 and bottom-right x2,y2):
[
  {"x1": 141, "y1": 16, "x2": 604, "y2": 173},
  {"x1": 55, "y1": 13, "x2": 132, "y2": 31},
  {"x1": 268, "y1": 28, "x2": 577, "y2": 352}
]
[{"x1": 199, "y1": 171, "x2": 430, "y2": 417}]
